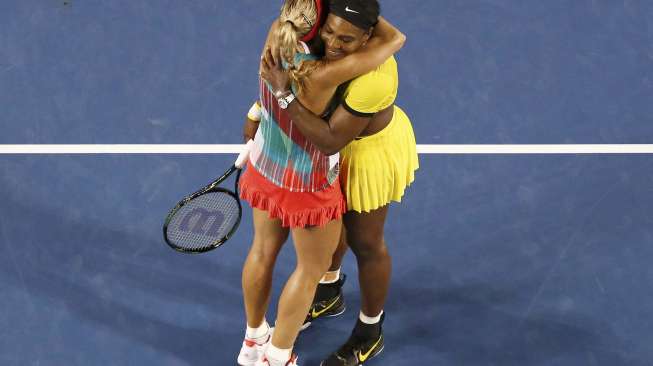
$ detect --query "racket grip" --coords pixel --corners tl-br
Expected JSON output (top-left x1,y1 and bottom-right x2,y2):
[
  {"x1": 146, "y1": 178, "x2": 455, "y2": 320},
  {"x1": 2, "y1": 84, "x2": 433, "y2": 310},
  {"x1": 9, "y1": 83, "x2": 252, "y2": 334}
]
[{"x1": 235, "y1": 139, "x2": 254, "y2": 168}]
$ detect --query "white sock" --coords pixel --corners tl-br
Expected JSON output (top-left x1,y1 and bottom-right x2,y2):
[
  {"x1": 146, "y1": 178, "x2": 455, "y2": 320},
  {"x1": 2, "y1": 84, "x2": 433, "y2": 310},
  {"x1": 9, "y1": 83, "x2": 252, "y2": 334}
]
[
  {"x1": 320, "y1": 268, "x2": 341, "y2": 284},
  {"x1": 246, "y1": 320, "x2": 269, "y2": 340},
  {"x1": 265, "y1": 344, "x2": 292, "y2": 366},
  {"x1": 359, "y1": 310, "x2": 383, "y2": 325}
]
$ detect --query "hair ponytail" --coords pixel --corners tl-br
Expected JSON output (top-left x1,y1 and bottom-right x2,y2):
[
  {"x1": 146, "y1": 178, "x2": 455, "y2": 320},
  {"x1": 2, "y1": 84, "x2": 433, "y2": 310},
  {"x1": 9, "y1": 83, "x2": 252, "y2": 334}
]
[
  {"x1": 277, "y1": 20, "x2": 300, "y2": 65},
  {"x1": 276, "y1": 0, "x2": 319, "y2": 95}
]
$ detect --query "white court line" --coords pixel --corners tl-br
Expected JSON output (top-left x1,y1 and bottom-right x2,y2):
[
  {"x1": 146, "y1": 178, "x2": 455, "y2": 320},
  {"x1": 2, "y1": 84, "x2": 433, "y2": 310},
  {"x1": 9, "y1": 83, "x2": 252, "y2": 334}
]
[{"x1": 0, "y1": 144, "x2": 653, "y2": 154}]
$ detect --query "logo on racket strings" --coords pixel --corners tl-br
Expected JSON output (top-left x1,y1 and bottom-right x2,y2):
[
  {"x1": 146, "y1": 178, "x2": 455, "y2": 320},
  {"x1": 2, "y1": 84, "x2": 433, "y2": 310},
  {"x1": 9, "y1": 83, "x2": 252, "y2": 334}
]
[{"x1": 179, "y1": 208, "x2": 225, "y2": 237}]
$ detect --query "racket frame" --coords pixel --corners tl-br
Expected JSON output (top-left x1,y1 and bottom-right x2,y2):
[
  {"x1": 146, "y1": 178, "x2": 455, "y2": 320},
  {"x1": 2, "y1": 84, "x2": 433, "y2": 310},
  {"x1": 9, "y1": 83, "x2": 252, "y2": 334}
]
[{"x1": 163, "y1": 165, "x2": 243, "y2": 254}]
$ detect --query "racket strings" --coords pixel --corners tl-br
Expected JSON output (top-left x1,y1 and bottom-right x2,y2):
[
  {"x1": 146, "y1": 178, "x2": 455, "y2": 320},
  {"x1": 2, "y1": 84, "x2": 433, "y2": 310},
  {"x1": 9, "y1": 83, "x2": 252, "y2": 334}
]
[{"x1": 166, "y1": 191, "x2": 240, "y2": 250}]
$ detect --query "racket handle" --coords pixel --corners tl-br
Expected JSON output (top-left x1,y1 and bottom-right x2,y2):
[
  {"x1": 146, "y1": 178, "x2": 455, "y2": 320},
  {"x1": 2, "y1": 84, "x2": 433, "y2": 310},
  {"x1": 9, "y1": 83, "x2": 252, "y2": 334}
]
[{"x1": 235, "y1": 139, "x2": 254, "y2": 168}]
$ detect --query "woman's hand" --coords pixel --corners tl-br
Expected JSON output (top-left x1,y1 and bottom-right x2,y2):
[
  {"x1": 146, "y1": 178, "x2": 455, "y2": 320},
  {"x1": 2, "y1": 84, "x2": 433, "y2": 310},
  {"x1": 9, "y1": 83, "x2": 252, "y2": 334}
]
[{"x1": 260, "y1": 48, "x2": 291, "y2": 96}]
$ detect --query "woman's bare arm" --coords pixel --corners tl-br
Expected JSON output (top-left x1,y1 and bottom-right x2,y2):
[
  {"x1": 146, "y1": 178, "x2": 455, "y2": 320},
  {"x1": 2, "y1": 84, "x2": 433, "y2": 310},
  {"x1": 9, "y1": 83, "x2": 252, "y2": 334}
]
[{"x1": 308, "y1": 17, "x2": 406, "y2": 87}]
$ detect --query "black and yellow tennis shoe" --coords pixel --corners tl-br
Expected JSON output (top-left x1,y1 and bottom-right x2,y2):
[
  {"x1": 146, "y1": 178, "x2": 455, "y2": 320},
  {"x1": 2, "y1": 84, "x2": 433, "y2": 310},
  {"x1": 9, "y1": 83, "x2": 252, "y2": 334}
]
[
  {"x1": 302, "y1": 274, "x2": 347, "y2": 330},
  {"x1": 320, "y1": 314, "x2": 385, "y2": 366}
]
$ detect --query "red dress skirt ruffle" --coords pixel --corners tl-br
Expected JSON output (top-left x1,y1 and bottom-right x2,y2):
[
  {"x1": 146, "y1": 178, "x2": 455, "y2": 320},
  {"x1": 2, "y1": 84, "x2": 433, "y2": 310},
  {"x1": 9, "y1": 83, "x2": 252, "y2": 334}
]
[{"x1": 239, "y1": 162, "x2": 346, "y2": 228}]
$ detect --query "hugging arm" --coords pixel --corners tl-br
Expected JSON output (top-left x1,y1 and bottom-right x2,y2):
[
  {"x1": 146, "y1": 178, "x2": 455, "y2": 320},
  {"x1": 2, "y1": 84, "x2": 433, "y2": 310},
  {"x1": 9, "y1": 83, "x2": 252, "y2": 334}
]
[
  {"x1": 262, "y1": 51, "x2": 370, "y2": 155},
  {"x1": 282, "y1": 101, "x2": 370, "y2": 155},
  {"x1": 255, "y1": 17, "x2": 406, "y2": 153},
  {"x1": 309, "y1": 17, "x2": 406, "y2": 87}
]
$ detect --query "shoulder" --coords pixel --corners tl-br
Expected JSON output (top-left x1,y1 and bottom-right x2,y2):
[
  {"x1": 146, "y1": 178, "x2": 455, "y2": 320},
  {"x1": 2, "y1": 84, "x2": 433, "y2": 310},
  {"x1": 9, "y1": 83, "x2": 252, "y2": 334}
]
[
  {"x1": 343, "y1": 57, "x2": 398, "y2": 116},
  {"x1": 348, "y1": 56, "x2": 397, "y2": 94}
]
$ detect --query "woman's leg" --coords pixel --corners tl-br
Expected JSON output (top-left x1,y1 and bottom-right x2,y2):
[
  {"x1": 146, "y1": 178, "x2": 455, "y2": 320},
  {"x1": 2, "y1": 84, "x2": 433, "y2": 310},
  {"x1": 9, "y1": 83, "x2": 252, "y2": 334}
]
[
  {"x1": 242, "y1": 208, "x2": 289, "y2": 328},
  {"x1": 344, "y1": 205, "x2": 390, "y2": 318},
  {"x1": 326, "y1": 226, "x2": 349, "y2": 272},
  {"x1": 271, "y1": 218, "x2": 342, "y2": 349},
  {"x1": 320, "y1": 207, "x2": 390, "y2": 366}
]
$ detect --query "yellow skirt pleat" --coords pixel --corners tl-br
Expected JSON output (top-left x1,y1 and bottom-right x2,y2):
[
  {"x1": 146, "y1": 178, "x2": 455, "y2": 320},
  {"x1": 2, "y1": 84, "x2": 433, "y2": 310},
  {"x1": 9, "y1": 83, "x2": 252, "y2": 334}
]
[{"x1": 340, "y1": 106, "x2": 419, "y2": 213}]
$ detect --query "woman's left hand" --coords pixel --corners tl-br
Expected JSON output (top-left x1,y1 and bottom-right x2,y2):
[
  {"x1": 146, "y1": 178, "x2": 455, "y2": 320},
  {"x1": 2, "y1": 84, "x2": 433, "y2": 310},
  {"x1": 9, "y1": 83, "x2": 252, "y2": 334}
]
[{"x1": 260, "y1": 49, "x2": 291, "y2": 95}]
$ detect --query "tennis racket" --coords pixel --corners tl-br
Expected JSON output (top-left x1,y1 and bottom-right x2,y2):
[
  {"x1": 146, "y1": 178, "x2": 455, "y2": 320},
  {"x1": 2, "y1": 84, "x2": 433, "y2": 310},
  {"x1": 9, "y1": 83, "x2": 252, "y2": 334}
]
[{"x1": 163, "y1": 141, "x2": 252, "y2": 253}]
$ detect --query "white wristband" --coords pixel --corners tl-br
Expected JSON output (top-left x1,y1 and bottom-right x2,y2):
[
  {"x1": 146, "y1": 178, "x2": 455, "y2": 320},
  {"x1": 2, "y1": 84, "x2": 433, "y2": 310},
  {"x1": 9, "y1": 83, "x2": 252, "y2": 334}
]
[{"x1": 247, "y1": 102, "x2": 261, "y2": 122}]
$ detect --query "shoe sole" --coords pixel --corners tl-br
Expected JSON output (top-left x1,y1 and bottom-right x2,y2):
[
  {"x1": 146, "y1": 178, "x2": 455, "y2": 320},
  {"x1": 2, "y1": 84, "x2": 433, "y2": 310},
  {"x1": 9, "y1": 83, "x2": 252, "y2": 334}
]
[{"x1": 300, "y1": 305, "x2": 347, "y2": 331}]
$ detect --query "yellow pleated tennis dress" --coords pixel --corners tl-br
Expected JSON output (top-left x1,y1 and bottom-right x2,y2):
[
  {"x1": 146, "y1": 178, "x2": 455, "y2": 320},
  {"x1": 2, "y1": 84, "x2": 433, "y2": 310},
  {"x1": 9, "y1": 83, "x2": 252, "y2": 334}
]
[{"x1": 339, "y1": 56, "x2": 419, "y2": 213}]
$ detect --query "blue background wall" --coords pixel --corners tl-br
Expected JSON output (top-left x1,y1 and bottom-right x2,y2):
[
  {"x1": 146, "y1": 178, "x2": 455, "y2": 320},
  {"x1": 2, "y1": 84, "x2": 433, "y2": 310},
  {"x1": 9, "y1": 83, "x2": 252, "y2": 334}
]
[{"x1": 1, "y1": 1, "x2": 652, "y2": 365}]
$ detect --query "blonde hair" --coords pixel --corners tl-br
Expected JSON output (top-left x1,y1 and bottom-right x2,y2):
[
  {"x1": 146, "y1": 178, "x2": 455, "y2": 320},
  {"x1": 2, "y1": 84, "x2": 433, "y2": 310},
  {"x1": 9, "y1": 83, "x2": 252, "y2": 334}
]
[{"x1": 277, "y1": 0, "x2": 320, "y2": 95}]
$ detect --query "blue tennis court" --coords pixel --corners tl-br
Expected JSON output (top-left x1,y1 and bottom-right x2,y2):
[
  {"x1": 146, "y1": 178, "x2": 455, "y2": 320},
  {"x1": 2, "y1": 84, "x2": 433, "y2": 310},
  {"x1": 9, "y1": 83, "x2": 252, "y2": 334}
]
[{"x1": 2, "y1": 1, "x2": 652, "y2": 365}]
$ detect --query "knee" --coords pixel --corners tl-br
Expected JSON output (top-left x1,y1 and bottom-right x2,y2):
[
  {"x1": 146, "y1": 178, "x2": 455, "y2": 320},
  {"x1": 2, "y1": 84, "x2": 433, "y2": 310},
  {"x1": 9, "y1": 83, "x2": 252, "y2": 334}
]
[
  {"x1": 248, "y1": 239, "x2": 283, "y2": 267},
  {"x1": 296, "y1": 260, "x2": 331, "y2": 283},
  {"x1": 349, "y1": 235, "x2": 388, "y2": 261}
]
